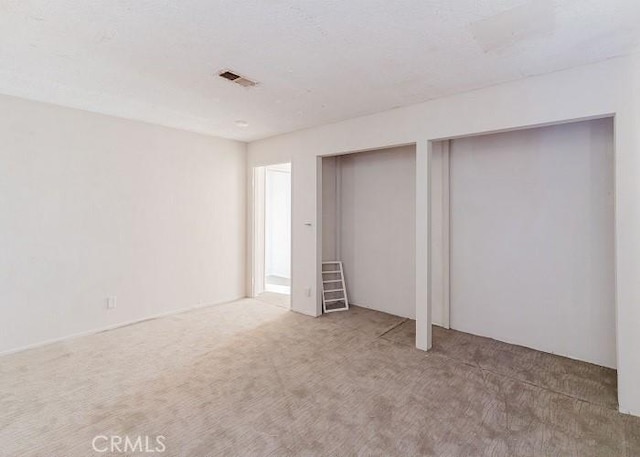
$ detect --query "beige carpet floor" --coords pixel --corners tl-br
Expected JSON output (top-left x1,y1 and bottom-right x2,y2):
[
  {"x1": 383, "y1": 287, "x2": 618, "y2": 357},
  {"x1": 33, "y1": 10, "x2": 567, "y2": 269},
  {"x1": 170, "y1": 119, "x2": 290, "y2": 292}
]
[
  {"x1": 1, "y1": 299, "x2": 639, "y2": 457},
  {"x1": 256, "y1": 292, "x2": 290, "y2": 309}
]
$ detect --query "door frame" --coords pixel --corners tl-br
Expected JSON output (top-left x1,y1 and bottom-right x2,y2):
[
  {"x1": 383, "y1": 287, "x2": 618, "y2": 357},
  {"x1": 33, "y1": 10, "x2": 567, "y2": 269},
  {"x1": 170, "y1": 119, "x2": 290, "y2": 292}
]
[
  {"x1": 251, "y1": 166, "x2": 266, "y2": 297},
  {"x1": 250, "y1": 163, "x2": 292, "y2": 299}
]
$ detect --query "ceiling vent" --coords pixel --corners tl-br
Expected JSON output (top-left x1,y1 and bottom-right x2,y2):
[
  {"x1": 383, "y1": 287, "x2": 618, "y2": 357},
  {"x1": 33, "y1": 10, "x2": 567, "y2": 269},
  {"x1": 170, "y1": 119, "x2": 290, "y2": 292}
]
[{"x1": 218, "y1": 70, "x2": 257, "y2": 87}]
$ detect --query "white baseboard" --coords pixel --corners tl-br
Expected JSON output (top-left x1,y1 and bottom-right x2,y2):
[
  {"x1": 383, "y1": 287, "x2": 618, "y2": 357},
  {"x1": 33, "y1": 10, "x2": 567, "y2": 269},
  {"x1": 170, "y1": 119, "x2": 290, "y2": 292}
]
[{"x1": 0, "y1": 296, "x2": 247, "y2": 357}]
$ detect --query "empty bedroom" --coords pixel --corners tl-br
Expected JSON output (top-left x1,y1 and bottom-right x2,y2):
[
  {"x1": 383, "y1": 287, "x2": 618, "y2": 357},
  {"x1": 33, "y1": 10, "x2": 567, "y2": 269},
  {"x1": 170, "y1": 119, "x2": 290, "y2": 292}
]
[{"x1": 2, "y1": 1, "x2": 640, "y2": 456}]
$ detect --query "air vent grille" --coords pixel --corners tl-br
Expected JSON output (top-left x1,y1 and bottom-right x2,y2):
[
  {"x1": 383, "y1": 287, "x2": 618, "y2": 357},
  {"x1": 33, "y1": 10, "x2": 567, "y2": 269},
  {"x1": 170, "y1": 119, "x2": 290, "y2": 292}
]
[
  {"x1": 218, "y1": 70, "x2": 257, "y2": 87},
  {"x1": 219, "y1": 71, "x2": 240, "y2": 81}
]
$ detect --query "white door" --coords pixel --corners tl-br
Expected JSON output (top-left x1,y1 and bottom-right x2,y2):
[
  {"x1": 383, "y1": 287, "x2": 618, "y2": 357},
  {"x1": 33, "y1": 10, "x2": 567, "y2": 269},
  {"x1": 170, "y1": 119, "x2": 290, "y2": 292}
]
[{"x1": 449, "y1": 118, "x2": 615, "y2": 368}]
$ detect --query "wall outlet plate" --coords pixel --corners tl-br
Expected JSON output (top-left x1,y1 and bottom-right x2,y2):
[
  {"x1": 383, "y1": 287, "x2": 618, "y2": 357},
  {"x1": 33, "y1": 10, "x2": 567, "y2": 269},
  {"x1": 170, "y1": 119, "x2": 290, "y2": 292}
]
[{"x1": 106, "y1": 297, "x2": 117, "y2": 310}]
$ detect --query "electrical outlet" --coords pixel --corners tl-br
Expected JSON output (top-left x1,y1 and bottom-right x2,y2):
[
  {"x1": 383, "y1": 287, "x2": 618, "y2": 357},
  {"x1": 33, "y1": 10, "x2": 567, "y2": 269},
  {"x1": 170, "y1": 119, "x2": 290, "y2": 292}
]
[
  {"x1": 305, "y1": 287, "x2": 312, "y2": 297},
  {"x1": 106, "y1": 296, "x2": 117, "y2": 310}
]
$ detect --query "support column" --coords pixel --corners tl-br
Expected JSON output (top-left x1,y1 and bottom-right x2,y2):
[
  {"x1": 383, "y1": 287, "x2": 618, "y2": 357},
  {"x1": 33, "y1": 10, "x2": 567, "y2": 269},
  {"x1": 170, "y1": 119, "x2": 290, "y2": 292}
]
[
  {"x1": 615, "y1": 53, "x2": 640, "y2": 416},
  {"x1": 416, "y1": 141, "x2": 432, "y2": 350}
]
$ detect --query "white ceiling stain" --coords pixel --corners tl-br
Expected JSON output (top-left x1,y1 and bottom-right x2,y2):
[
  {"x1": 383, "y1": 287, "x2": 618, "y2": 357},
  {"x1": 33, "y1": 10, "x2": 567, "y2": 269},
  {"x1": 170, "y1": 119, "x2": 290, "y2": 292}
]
[
  {"x1": 0, "y1": 0, "x2": 639, "y2": 141},
  {"x1": 469, "y1": 1, "x2": 556, "y2": 54}
]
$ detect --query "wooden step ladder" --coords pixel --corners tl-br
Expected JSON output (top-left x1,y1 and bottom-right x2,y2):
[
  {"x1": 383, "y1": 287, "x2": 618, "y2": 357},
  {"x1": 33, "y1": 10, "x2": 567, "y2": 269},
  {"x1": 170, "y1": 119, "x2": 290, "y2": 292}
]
[{"x1": 321, "y1": 261, "x2": 349, "y2": 313}]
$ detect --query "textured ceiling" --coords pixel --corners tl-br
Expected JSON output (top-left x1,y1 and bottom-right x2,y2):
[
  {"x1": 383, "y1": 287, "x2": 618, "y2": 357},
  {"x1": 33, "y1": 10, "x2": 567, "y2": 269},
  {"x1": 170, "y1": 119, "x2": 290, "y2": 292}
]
[{"x1": 1, "y1": 0, "x2": 639, "y2": 141}]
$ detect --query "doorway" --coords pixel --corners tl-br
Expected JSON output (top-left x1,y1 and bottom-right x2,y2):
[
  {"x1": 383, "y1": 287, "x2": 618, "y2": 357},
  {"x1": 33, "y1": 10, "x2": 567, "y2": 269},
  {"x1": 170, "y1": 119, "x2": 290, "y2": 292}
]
[
  {"x1": 252, "y1": 163, "x2": 291, "y2": 307},
  {"x1": 321, "y1": 146, "x2": 416, "y2": 317},
  {"x1": 430, "y1": 118, "x2": 616, "y2": 368}
]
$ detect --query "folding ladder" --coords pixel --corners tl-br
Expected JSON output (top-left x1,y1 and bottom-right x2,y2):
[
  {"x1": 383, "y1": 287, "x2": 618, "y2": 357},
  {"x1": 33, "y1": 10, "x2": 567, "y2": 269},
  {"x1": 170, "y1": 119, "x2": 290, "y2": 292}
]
[{"x1": 321, "y1": 261, "x2": 349, "y2": 313}]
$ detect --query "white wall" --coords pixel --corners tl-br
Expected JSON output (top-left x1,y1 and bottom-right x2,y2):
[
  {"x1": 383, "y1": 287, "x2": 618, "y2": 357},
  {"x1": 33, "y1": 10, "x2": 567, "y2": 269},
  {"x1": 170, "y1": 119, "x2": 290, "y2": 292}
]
[
  {"x1": 248, "y1": 53, "x2": 640, "y2": 416},
  {"x1": 321, "y1": 157, "x2": 339, "y2": 261},
  {"x1": 322, "y1": 147, "x2": 416, "y2": 318},
  {"x1": 0, "y1": 94, "x2": 247, "y2": 354},
  {"x1": 265, "y1": 164, "x2": 291, "y2": 279},
  {"x1": 449, "y1": 118, "x2": 615, "y2": 368}
]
